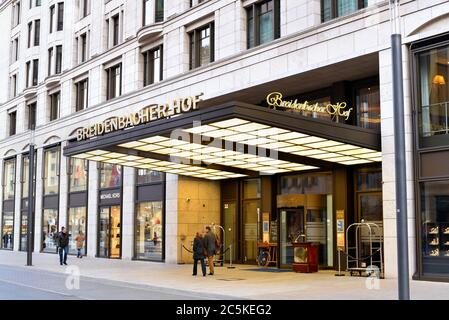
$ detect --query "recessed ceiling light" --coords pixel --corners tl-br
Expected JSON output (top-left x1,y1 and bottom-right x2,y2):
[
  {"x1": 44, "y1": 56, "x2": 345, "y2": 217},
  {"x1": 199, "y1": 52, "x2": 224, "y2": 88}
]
[
  {"x1": 211, "y1": 118, "x2": 249, "y2": 128},
  {"x1": 119, "y1": 141, "x2": 146, "y2": 148}
]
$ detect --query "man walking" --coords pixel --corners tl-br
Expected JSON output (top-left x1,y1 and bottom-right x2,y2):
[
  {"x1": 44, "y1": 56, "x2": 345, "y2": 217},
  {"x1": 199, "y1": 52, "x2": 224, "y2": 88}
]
[
  {"x1": 203, "y1": 226, "x2": 217, "y2": 276},
  {"x1": 57, "y1": 227, "x2": 70, "y2": 266}
]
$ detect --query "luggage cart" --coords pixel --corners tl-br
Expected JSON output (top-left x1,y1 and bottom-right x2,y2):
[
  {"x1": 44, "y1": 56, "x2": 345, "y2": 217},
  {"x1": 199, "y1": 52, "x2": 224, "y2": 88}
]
[{"x1": 346, "y1": 221, "x2": 384, "y2": 278}]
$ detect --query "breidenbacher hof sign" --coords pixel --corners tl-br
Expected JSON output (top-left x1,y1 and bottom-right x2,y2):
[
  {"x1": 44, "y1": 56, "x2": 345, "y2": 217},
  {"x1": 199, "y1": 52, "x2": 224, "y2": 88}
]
[{"x1": 76, "y1": 93, "x2": 204, "y2": 141}]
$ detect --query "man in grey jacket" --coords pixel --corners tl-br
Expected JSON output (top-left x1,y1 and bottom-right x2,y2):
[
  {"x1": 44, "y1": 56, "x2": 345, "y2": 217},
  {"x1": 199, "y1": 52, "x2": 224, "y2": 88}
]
[{"x1": 203, "y1": 226, "x2": 216, "y2": 275}]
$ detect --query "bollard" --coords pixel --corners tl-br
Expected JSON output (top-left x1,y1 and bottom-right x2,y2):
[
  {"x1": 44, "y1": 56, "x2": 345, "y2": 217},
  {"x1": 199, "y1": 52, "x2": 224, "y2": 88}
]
[
  {"x1": 228, "y1": 244, "x2": 235, "y2": 269},
  {"x1": 335, "y1": 248, "x2": 344, "y2": 276}
]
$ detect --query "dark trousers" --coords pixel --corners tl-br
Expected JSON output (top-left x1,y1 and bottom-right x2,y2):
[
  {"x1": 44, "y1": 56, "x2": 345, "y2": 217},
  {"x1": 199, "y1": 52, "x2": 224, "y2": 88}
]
[
  {"x1": 193, "y1": 258, "x2": 206, "y2": 276},
  {"x1": 77, "y1": 248, "x2": 82, "y2": 258},
  {"x1": 59, "y1": 246, "x2": 68, "y2": 264}
]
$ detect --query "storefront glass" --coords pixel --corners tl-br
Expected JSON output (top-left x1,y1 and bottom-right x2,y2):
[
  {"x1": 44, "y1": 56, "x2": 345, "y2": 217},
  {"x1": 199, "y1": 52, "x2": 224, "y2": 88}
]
[
  {"x1": 100, "y1": 164, "x2": 122, "y2": 189},
  {"x1": 1, "y1": 158, "x2": 15, "y2": 250},
  {"x1": 356, "y1": 85, "x2": 381, "y2": 131},
  {"x1": 242, "y1": 179, "x2": 261, "y2": 263},
  {"x1": 279, "y1": 173, "x2": 333, "y2": 267},
  {"x1": 69, "y1": 158, "x2": 87, "y2": 192},
  {"x1": 68, "y1": 207, "x2": 87, "y2": 255},
  {"x1": 20, "y1": 154, "x2": 36, "y2": 252},
  {"x1": 136, "y1": 169, "x2": 163, "y2": 184},
  {"x1": 420, "y1": 181, "x2": 449, "y2": 275},
  {"x1": 135, "y1": 201, "x2": 163, "y2": 261},
  {"x1": 43, "y1": 147, "x2": 60, "y2": 195},
  {"x1": 98, "y1": 206, "x2": 121, "y2": 258},
  {"x1": 417, "y1": 44, "x2": 449, "y2": 143},
  {"x1": 42, "y1": 208, "x2": 58, "y2": 253}
]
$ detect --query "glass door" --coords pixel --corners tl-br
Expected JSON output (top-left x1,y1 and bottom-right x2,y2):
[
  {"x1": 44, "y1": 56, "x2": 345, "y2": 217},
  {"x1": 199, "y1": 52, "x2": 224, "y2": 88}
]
[
  {"x1": 280, "y1": 208, "x2": 305, "y2": 267},
  {"x1": 98, "y1": 207, "x2": 110, "y2": 258},
  {"x1": 98, "y1": 206, "x2": 121, "y2": 259},
  {"x1": 358, "y1": 192, "x2": 383, "y2": 266},
  {"x1": 242, "y1": 200, "x2": 259, "y2": 263},
  {"x1": 223, "y1": 201, "x2": 237, "y2": 262}
]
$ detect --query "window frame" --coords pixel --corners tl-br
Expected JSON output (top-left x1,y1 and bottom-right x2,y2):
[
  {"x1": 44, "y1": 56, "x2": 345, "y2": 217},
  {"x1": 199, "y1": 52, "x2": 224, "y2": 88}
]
[
  {"x1": 143, "y1": 45, "x2": 163, "y2": 86},
  {"x1": 189, "y1": 22, "x2": 215, "y2": 70},
  {"x1": 321, "y1": 0, "x2": 366, "y2": 23},
  {"x1": 246, "y1": 0, "x2": 280, "y2": 49}
]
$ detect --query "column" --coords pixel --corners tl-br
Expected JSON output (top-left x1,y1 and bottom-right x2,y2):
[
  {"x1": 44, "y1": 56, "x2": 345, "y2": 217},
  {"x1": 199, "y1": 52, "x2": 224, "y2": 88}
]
[
  {"x1": 13, "y1": 154, "x2": 22, "y2": 252},
  {"x1": 379, "y1": 48, "x2": 416, "y2": 279},
  {"x1": 33, "y1": 148, "x2": 43, "y2": 253},
  {"x1": 165, "y1": 173, "x2": 178, "y2": 264},
  {"x1": 121, "y1": 167, "x2": 135, "y2": 260},
  {"x1": 59, "y1": 142, "x2": 68, "y2": 229},
  {"x1": 87, "y1": 161, "x2": 98, "y2": 257}
]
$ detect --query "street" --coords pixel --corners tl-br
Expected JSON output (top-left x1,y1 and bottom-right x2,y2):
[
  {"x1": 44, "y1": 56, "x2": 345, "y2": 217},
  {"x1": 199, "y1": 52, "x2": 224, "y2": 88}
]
[{"x1": 0, "y1": 264, "x2": 227, "y2": 300}]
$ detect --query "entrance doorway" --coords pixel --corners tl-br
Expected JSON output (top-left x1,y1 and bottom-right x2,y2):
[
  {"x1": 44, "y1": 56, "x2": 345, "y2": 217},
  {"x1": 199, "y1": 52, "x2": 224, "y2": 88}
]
[
  {"x1": 280, "y1": 208, "x2": 305, "y2": 267},
  {"x1": 98, "y1": 205, "x2": 121, "y2": 259},
  {"x1": 223, "y1": 201, "x2": 237, "y2": 262}
]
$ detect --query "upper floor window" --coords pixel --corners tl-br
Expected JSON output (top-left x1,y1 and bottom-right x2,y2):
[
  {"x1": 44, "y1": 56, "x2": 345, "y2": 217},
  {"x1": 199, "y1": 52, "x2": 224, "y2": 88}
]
[
  {"x1": 106, "y1": 63, "x2": 122, "y2": 100},
  {"x1": 190, "y1": 0, "x2": 206, "y2": 7},
  {"x1": 155, "y1": 0, "x2": 164, "y2": 23},
  {"x1": 57, "y1": 2, "x2": 64, "y2": 31},
  {"x1": 27, "y1": 102, "x2": 37, "y2": 130},
  {"x1": 80, "y1": 0, "x2": 90, "y2": 19},
  {"x1": 416, "y1": 43, "x2": 449, "y2": 147},
  {"x1": 75, "y1": 78, "x2": 88, "y2": 111},
  {"x1": 356, "y1": 85, "x2": 380, "y2": 131},
  {"x1": 55, "y1": 45, "x2": 63, "y2": 74},
  {"x1": 112, "y1": 14, "x2": 120, "y2": 46},
  {"x1": 26, "y1": 59, "x2": 39, "y2": 87},
  {"x1": 49, "y1": 91, "x2": 60, "y2": 121},
  {"x1": 27, "y1": 20, "x2": 40, "y2": 47},
  {"x1": 11, "y1": 37, "x2": 19, "y2": 63},
  {"x1": 322, "y1": 0, "x2": 367, "y2": 22},
  {"x1": 10, "y1": 74, "x2": 17, "y2": 98},
  {"x1": 30, "y1": 0, "x2": 41, "y2": 8},
  {"x1": 189, "y1": 22, "x2": 214, "y2": 70},
  {"x1": 49, "y1": 5, "x2": 55, "y2": 33},
  {"x1": 246, "y1": 0, "x2": 280, "y2": 49},
  {"x1": 143, "y1": 45, "x2": 163, "y2": 86},
  {"x1": 12, "y1": 1, "x2": 21, "y2": 27},
  {"x1": 8, "y1": 111, "x2": 17, "y2": 136},
  {"x1": 77, "y1": 33, "x2": 88, "y2": 63}
]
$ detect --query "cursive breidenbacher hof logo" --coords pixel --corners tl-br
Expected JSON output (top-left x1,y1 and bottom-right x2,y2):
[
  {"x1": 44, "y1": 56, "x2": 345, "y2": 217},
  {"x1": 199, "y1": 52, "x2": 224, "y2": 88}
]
[{"x1": 266, "y1": 92, "x2": 353, "y2": 121}]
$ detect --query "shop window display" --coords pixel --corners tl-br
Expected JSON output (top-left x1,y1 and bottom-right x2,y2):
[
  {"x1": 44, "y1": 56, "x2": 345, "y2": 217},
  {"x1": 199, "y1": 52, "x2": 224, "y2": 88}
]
[
  {"x1": 43, "y1": 147, "x2": 60, "y2": 195},
  {"x1": 68, "y1": 207, "x2": 86, "y2": 255},
  {"x1": 69, "y1": 158, "x2": 87, "y2": 192},
  {"x1": 135, "y1": 201, "x2": 163, "y2": 261},
  {"x1": 42, "y1": 208, "x2": 58, "y2": 253},
  {"x1": 1, "y1": 158, "x2": 16, "y2": 250},
  {"x1": 3, "y1": 159, "x2": 15, "y2": 201},
  {"x1": 100, "y1": 164, "x2": 122, "y2": 189}
]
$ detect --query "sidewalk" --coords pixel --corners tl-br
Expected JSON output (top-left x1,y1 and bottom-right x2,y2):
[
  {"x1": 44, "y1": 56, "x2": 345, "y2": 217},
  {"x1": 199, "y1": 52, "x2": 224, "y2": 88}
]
[{"x1": 1, "y1": 250, "x2": 448, "y2": 300}]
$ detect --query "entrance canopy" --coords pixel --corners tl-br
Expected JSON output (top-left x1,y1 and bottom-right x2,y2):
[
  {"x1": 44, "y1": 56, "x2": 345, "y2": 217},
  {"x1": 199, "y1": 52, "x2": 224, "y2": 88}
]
[{"x1": 64, "y1": 101, "x2": 381, "y2": 180}]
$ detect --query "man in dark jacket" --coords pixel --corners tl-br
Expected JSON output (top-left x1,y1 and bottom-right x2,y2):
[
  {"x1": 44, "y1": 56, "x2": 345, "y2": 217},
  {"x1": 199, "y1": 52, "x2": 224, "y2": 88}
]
[
  {"x1": 192, "y1": 232, "x2": 206, "y2": 277},
  {"x1": 56, "y1": 227, "x2": 70, "y2": 266},
  {"x1": 203, "y1": 226, "x2": 217, "y2": 275}
]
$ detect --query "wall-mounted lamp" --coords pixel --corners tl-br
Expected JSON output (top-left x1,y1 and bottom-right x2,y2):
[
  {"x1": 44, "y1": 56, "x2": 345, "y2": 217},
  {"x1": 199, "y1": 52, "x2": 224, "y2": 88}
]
[{"x1": 432, "y1": 74, "x2": 446, "y2": 85}]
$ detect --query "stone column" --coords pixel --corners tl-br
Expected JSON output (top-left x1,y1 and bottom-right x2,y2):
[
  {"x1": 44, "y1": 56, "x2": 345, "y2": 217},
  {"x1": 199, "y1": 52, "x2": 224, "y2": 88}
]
[
  {"x1": 33, "y1": 147, "x2": 43, "y2": 253},
  {"x1": 59, "y1": 142, "x2": 68, "y2": 230},
  {"x1": 87, "y1": 161, "x2": 98, "y2": 257},
  {"x1": 13, "y1": 153, "x2": 22, "y2": 251},
  {"x1": 379, "y1": 47, "x2": 416, "y2": 279},
  {"x1": 165, "y1": 173, "x2": 178, "y2": 264},
  {"x1": 121, "y1": 166, "x2": 135, "y2": 260}
]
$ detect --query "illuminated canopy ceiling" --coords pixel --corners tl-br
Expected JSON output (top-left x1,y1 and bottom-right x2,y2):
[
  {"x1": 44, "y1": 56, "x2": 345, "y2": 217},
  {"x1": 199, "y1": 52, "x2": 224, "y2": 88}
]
[{"x1": 64, "y1": 102, "x2": 381, "y2": 180}]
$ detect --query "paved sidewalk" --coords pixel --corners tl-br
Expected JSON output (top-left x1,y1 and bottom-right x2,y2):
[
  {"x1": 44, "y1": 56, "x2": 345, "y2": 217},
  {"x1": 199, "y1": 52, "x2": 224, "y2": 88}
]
[{"x1": 0, "y1": 250, "x2": 448, "y2": 300}]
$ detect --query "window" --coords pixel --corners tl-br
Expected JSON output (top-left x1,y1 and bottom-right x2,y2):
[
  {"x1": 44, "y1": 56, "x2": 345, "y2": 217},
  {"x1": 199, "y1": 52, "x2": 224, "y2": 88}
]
[
  {"x1": 106, "y1": 64, "x2": 122, "y2": 100},
  {"x1": 135, "y1": 201, "x2": 163, "y2": 261},
  {"x1": 48, "y1": 47, "x2": 53, "y2": 76},
  {"x1": 68, "y1": 207, "x2": 87, "y2": 255},
  {"x1": 20, "y1": 153, "x2": 36, "y2": 252},
  {"x1": 12, "y1": 1, "x2": 21, "y2": 27},
  {"x1": 143, "y1": 46, "x2": 163, "y2": 86},
  {"x1": 100, "y1": 164, "x2": 122, "y2": 189},
  {"x1": 189, "y1": 23, "x2": 214, "y2": 70},
  {"x1": 69, "y1": 158, "x2": 88, "y2": 192},
  {"x1": 57, "y1": 2, "x2": 64, "y2": 31},
  {"x1": 49, "y1": 5, "x2": 55, "y2": 33},
  {"x1": 49, "y1": 91, "x2": 60, "y2": 121},
  {"x1": 27, "y1": 102, "x2": 36, "y2": 130},
  {"x1": 75, "y1": 79, "x2": 88, "y2": 111},
  {"x1": 417, "y1": 44, "x2": 449, "y2": 146},
  {"x1": 80, "y1": 33, "x2": 87, "y2": 63},
  {"x1": 27, "y1": 22, "x2": 32, "y2": 48},
  {"x1": 32, "y1": 59, "x2": 39, "y2": 85},
  {"x1": 9, "y1": 111, "x2": 17, "y2": 136},
  {"x1": 143, "y1": 0, "x2": 151, "y2": 25},
  {"x1": 26, "y1": 61, "x2": 31, "y2": 87},
  {"x1": 155, "y1": 0, "x2": 164, "y2": 23},
  {"x1": 43, "y1": 147, "x2": 60, "y2": 196},
  {"x1": 1, "y1": 158, "x2": 16, "y2": 250},
  {"x1": 42, "y1": 208, "x2": 58, "y2": 252},
  {"x1": 136, "y1": 169, "x2": 163, "y2": 185},
  {"x1": 112, "y1": 14, "x2": 120, "y2": 46},
  {"x1": 11, "y1": 37, "x2": 19, "y2": 62},
  {"x1": 34, "y1": 19, "x2": 40, "y2": 46},
  {"x1": 81, "y1": 0, "x2": 90, "y2": 18},
  {"x1": 10, "y1": 74, "x2": 17, "y2": 98},
  {"x1": 55, "y1": 45, "x2": 62, "y2": 74},
  {"x1": 35, "y1": 0, "x2": 41, "y2": 7},
  {"x1": 356, "y1": 85, "x2": 380, "y2": 131},
  {"x1": 321, "y1": 0, "x2": 367, "y2": 22},
  {"x1": 246, "y1": 0, "x2": 280, "y2": 49}
]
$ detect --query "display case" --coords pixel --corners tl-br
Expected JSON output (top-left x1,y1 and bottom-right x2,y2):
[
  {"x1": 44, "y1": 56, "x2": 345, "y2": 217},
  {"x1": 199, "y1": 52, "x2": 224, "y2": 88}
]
[{"x1": 423, "y1": 222, "x2": 449, "y2": 257}]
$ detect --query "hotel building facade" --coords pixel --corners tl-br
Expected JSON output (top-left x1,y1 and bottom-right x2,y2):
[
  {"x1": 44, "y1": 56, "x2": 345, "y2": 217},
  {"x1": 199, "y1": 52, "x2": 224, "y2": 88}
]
[{"x1": 0, "y1": 0, "x2": 449, "y2": 282}]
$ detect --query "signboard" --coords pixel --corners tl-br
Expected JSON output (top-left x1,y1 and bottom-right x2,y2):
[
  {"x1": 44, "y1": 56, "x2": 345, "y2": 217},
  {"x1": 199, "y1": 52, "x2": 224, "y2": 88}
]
[
  {"x1": 99, "y1": 188, "x2": 121, "y2": 205},
  {"x1": 266, "y1": 92, "x2": 353, "y2": 120},
  {"x1": 336, "y1": 209, "x2": 345, "y2": 249},
  {"x1": 76, "y1": 93, "x2": 204, "y2": 141}
]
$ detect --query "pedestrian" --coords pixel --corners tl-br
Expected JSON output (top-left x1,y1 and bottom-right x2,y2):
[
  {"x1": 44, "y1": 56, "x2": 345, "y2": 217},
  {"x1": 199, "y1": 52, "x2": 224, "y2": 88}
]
[
  {"x1": 75, "y1": 231, "x2": 85, "y2": 259},
  {"x1": 203, "y1": 226, "x2": 217, "y2": 276},
  {"x1": 57, "y1": 227, "x2": 70, "y2": 266},
  {"x1": 192, "y1": 232, "x2": 206, "y2": 277}
]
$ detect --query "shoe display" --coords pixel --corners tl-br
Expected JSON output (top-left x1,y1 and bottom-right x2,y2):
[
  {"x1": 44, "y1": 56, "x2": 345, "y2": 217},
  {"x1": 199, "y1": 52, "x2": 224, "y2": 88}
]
[
  {"x1": 430, "y1": 238, "x2": 439, "y2": 245},
  {"x1": 443, "y1": 227, "x2": 449, "y2": 234},
  {"x1": 445, "y1": 251, "x2": 449, "y2": 257},
  {"x1": 430, "y1": 249, "x2": 439, "y2": 257},
  {"x1": 429, "y1": 227, "x2": 439, "y2": 234}
]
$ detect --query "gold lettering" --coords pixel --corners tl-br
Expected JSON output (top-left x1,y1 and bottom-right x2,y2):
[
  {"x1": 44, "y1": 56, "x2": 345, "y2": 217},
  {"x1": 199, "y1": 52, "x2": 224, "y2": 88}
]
[
  {"x1": 118, "y1": 116, "x2": 126, "y2": 130},
  {"x1": 77, "y1": 129, "x2": 84, "y2": 141}
]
